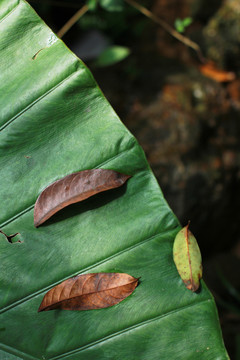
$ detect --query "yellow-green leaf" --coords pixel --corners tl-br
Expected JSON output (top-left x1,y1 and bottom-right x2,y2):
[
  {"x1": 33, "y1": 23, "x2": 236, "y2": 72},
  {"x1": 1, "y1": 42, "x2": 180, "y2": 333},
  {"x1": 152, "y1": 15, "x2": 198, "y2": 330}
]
[{"x1": 173, "y1": 223, "x2": 202, "y2": 291}]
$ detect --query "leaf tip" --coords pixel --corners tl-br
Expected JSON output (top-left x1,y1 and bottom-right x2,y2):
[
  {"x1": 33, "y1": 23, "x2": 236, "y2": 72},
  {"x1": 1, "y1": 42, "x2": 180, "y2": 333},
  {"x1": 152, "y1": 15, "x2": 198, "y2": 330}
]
[
  {"x1": 38, "y1": 302, "x2": 47, "y2": 312},
  {"x1": 33, "y1": 219, "x2": 40, "y2": 228},
  {"x1": 33, "y1": 218, "x2": 41, "y2": 228},
  {"x1": 116, "y1": 172, "x2": 132, "y2": 184},
  {"x1": 184, "y1": 279, "x2": 200, "y2": 292}
]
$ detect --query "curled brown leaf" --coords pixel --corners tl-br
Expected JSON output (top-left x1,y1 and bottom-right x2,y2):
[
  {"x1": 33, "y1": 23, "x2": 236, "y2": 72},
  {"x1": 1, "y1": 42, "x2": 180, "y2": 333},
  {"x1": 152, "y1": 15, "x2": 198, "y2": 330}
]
[
  {"x1": 38, "y1": 273, "x2": 139, "y2": 311},
  {"x1": 34, "y1": 169, "x2": 131, "y2": 227}
]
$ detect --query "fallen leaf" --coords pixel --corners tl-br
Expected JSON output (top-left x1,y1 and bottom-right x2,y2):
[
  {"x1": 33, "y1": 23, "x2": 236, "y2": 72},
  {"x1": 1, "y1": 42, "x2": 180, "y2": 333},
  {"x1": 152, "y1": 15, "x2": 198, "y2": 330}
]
[
  {"x1": 199, "y1": 61, "x2": 236, "y2": 83},
  {"x1": 173, "y1": 223, "x2": 202, "y2": 292},
  {"x1": 34, "y1": 169, "x2": 131, "y2": 227},
  {"x1": 38, "y1": 273, "x2": 139, "y2": 311}
]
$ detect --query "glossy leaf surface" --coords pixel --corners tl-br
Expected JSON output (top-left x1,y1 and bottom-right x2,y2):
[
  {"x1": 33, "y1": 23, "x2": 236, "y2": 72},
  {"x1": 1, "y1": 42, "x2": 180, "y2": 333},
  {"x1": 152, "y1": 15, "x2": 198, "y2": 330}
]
[
  {"x1": 38, "y1": 273, "x2": 138, "y2": 311},
  {"x1": 173, "y1": 224, "x2": 202, "y2": 292},
  {"x1": 34, "y1": 169, "x2": 130, "y2": 227},
  {"x1": 0, "y1": 1, "x2": 229, "y2": 359}
]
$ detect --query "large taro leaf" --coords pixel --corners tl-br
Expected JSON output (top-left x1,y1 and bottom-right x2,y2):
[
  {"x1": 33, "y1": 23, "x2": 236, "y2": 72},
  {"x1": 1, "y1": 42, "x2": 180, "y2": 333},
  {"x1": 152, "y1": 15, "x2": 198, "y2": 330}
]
[{"x1": 0, "y1": 1, "x2": 229, "y2": 359}]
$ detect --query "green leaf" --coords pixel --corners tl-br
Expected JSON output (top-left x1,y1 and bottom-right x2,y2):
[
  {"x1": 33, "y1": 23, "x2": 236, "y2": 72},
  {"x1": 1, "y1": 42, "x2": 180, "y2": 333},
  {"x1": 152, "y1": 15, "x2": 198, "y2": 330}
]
[
  {"x1": 174, "y1": 18, "x2": 184, "y2": 33},
  {"x1": 0, "y1": 349, "x2": 22, "y2": 360},
  {"x1": 173, "y1": 223, "x2": 202, "y2": 292},
  {"x1": 0, "y1": 1, "x2": 229, "y2": 360},
  {"x1": 93, "y1": 46, "x2": 130, "y2": 67},
  {"x1": 174, "y1": 17, "x2": 193, "y2": 33},
  {"x1": 86, "y1": 0, "x2": 98, "y2": 12},
  {"x1": 99, "y1": 0, "x2": 124, "y2": 12},
  {"x1": 182, "y1": 17, "x2": 193, "y2": 27}
]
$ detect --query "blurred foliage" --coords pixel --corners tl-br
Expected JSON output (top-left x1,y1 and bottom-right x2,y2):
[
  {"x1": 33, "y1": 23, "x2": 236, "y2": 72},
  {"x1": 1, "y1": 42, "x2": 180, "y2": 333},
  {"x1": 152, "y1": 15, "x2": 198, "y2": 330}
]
[
  {"x1": 174, "y1": 17, "x2": 193, "y2": 33},
  {"x1": 30, "y1": 0, "x2": 148, "y2": 66},
  {"x1": 77, "y1": 10, "x2": 130, "y2": 39},
  {"x1": 99, "y1": 0, "x2": 125, "y2": 12},
  {"x1": 93, "y1": 45, "x2": 130, "y2": 67},
  {"x1": 78, "y1": 4, "x2": 147, "y2": 40}
]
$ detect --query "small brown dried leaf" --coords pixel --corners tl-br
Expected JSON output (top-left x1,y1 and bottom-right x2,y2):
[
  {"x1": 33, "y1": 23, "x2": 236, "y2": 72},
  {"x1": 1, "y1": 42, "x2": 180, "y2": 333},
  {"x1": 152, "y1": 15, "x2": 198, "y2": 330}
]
[
  {"x1": 38, "y1": 273, "x2": 139, "y2": 311},
  {"x1": 199, "y1": 61, "x2": 236, "y2": 83},
  {"x1": 34, "y1": 169, "x2": 131, "y2": 227}
]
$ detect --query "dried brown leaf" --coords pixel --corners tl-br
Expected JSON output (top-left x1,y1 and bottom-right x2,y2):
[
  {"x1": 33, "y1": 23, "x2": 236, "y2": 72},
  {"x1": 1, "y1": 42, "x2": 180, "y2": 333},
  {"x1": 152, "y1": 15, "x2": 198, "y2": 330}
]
[
  {"x1": 38, "y1": 273, "x2": 139, "y2": 311},
  {"x1": 34, "y1": 169, "x2": 131, "y2": 227},
  {"x1": 199, "y1": 61, "x2": 236, "y2": 83}
]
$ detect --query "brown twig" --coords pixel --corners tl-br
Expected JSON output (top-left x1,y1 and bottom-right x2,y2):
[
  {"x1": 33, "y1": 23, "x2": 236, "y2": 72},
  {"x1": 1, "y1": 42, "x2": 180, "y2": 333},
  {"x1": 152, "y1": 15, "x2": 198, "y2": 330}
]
[
  {"x1": 124, "y1": 0, "x2": 205, "y2": 63},
  {"x1": 57, "y1": 4, "x2": 89, "y2": 38}
]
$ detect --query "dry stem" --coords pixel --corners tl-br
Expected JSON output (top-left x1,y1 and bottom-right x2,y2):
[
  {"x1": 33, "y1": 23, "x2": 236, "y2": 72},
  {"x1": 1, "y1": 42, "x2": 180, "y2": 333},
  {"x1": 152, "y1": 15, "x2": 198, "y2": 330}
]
[
  {"x1": 124, "y1": 0, "x2": 205, "y2": 62},
  {"x1": 57, "y1": 4, "x2": 89, "y2": 38}
]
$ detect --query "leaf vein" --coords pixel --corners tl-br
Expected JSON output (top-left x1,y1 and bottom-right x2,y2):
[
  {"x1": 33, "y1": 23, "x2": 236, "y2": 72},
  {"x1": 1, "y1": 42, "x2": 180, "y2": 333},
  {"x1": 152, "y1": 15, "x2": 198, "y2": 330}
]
[
  {"x1": 49, "y1": 299, "x2": 213, "y2": 359},
  {"x1": 0, "y1": 227, "x2": 178, "y2": 314},
  {"x1": 0, "y1": 69, "x2": 81, "y2": 132},
  {"x1": 0, "y1": 342, "x2": 38, "y2": 360},
  {"x1": 0, "y1": 1, "x2": 19, "y2": 24}
]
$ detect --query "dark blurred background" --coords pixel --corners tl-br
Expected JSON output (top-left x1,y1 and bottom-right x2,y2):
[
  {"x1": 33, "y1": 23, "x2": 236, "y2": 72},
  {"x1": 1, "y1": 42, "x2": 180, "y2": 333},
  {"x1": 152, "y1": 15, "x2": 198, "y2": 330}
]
[{"x1": 29, "y1": 0, "x2": 240, "y2": 357}]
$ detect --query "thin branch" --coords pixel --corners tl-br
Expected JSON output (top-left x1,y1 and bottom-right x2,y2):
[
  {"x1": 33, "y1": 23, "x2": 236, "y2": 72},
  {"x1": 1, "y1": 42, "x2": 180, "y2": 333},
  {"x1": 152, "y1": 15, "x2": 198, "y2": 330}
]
[
  {"x1": 57, "y1": 4, "x2": 89, "y2": 38},
  {"x1": 124, "y1": 0, "x2": 205, "y2": 62}
]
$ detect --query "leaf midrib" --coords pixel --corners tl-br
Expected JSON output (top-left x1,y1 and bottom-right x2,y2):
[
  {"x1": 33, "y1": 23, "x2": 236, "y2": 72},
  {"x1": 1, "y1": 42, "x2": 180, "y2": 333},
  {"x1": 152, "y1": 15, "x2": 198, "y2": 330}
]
[
  {"x1": 0, "y1": 343, "x2": 38, "y2": 360},
  {"x1": 40, "y1": 277, "x2": 138, "y2": 311},
  {"x1": 50, "y1": 298, "x2": 212, "y2": 360},
  {"x1": 0, "y1": 70, "x2": 80, "y2": 132}
]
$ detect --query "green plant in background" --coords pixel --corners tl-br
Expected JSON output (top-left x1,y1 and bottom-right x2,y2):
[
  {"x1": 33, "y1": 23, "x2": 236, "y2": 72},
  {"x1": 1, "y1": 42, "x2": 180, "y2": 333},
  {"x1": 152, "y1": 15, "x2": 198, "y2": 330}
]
[
  {"x1": 84, "y1": 0, "x2": 133, "y2": 67},
  {"x1": 93, "y1": 46, "x2": 131, "y2": 67},
  {"x1": 98, "y1": 0, "x2": 124, "y2": 12},
  {"x1": 174, "y1": 17, "x2": 193, "y2": 33},
  {"x1": 49, "y1": 0, "x2": 202, "y2": 67},
  {"x1": 58, "y1": 0, "x2": 132, "y2": 67}
]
